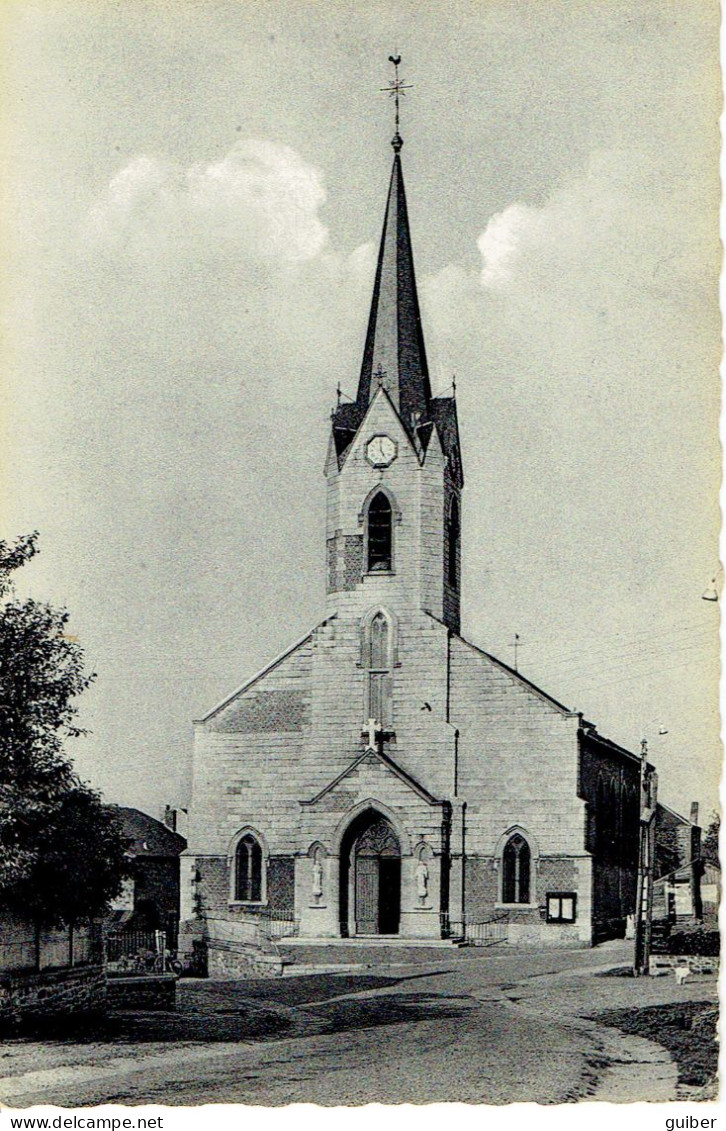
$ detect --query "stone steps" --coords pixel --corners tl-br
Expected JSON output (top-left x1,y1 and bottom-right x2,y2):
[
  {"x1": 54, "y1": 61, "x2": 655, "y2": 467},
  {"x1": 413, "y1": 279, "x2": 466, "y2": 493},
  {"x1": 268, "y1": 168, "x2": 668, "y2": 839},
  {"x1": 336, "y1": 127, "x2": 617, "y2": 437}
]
[{"x1": 277, "y1": 940, "x2": 463, "y2": 971}]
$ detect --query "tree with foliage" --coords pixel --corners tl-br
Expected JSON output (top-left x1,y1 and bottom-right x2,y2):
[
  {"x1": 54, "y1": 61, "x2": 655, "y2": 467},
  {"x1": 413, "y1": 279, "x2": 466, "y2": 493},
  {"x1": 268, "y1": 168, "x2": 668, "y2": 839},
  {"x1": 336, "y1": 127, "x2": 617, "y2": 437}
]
[
  {"x1": 0, "y1": 533, "x2": 128, "y2": 923},
  {"x1": 701, "y1": 811, "x2": 720, "y2": 868}
]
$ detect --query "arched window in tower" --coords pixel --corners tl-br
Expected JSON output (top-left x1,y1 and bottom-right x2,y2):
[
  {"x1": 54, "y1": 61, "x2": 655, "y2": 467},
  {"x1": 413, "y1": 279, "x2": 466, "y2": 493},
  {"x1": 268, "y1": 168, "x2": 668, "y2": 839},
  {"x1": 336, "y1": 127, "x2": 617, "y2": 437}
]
[
  {"x1": 365, "y1": 610, "x2": 392, "y2": 726},
  {"x1": 234, "y1": 833, "x2": 263, "y2": 902},
  {"x1": 447, "y1": 496, "x2": 460, "y2": 589},
  {"x1": 366, "y1": 491, "x2": 393, "y2": 572},
  {"x1": 502, "y1": 833, "x2": 531, "y2": 904}
]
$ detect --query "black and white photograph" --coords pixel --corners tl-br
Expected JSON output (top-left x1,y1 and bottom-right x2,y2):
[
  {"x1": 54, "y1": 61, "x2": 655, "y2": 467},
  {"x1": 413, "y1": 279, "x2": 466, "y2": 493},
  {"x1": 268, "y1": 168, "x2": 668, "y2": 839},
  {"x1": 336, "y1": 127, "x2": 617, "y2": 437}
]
[{"x1": 0, "y1": 0, "x2": 721, "y2": 1116}]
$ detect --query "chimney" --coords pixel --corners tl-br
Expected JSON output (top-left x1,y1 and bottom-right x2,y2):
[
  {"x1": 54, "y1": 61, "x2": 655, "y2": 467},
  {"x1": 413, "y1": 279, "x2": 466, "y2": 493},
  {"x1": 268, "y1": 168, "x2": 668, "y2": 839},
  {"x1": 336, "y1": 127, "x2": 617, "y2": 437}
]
[
  {"x1": 690, "y1": 801, "x2": 699, "y2": 827},
  {"x1": 163, "y1": 805, "x2": 177, "y2": 832}
]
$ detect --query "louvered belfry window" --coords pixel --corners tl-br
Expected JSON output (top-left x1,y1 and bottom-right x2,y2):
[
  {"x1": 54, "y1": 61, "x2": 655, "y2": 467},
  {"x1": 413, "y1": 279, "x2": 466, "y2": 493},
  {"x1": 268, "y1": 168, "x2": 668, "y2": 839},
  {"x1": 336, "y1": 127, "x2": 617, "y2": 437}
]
[
  {"x1": 235, "y1": 834, "x2": 263, "y2": 902},
  {"x1": 502, "y1": 833, "x2": 531, "y2": 904},
  {"x1": 367, "y1": 492, "x2": 393, "y2": 571},
  {"x1": 367, "y1": 611, "x2": 392, "y2": 727}
]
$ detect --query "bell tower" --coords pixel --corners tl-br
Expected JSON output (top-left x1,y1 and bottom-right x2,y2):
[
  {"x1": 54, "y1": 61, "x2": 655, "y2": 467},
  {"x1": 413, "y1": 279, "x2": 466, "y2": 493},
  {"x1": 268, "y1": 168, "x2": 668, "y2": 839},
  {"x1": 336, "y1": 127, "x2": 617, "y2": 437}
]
[{"x1": 324, "y1": 62, "x2": 463, "y2": 633}]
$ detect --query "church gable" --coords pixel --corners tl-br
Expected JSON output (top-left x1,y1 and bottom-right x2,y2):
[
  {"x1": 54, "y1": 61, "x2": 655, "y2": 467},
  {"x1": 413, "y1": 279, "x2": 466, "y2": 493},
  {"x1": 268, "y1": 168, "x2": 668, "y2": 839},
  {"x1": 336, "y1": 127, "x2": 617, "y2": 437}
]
[
  {"x1": 342, "y1": 386, "x2": 420, "y2": 473},
  {"x1": 302, "y1": 747, "x2": 440, "y2": 813},
  {"x1": 450, "y1": 633, "x2": 572, "y2": 717},
  {"x1": 200, "y1": 630, "x2": 314, "y2": 735},
  {"x1": 299, "y1": 747, "x2": 444, "y2": 854}
]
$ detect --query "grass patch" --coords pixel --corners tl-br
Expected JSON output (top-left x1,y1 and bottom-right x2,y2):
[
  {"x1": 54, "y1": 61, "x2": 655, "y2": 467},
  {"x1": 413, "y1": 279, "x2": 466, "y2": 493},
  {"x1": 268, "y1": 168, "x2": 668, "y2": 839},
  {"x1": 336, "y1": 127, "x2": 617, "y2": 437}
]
[{"x1": 592, "y1": 1000, "x2": 718, "y2": 1087}]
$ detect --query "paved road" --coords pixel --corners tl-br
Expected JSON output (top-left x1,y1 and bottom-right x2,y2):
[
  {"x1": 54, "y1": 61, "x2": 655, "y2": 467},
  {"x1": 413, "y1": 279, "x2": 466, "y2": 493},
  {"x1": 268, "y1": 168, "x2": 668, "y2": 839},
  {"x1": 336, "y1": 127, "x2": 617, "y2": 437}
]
[{"x1": 0, "y1": 943, "x2": 715, "y2": 1107}]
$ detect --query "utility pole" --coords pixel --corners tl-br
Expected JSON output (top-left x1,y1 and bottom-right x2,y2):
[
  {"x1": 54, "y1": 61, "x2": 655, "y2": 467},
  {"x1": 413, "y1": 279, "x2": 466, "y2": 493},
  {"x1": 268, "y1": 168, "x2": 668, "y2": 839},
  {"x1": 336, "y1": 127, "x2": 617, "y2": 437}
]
[{"x1": 633, "y1": 738, "x2": 656, "y2": 975}]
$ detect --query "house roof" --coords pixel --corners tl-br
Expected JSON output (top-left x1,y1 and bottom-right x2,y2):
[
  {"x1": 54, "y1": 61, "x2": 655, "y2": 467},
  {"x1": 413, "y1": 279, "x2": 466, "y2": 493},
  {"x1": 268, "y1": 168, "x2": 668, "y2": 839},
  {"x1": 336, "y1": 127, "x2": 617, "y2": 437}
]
[
  {"x1": 115, "y1": 807, "x2": 187, "y2": 857},
  {"x1": 656, "y1": 800, "x2": 698, "y2": 827}
]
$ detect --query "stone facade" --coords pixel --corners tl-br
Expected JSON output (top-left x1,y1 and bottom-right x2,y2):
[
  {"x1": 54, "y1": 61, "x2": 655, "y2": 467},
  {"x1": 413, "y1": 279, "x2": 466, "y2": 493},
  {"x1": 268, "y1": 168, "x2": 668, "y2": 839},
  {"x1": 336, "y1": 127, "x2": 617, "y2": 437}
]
[{"x1": 185, "y1": 135, "x2": 646, "y2": 956}]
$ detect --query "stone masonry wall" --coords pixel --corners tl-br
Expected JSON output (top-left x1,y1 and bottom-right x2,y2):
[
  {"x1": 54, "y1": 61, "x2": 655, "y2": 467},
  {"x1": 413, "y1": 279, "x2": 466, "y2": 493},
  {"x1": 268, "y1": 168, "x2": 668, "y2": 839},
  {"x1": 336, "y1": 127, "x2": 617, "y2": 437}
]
[
  {"x1": 450, "y1": 637, "x2": 585, "y2": 857},
  {"x1": 0, "y1": 966, "x2": 106, "y2": 1032},
  {"x1": 107, "y1": 974, "x2": 176, "y2": 1011},
  {"x1": 188, "y1": 636, "x2": 314, "y2": 857}
]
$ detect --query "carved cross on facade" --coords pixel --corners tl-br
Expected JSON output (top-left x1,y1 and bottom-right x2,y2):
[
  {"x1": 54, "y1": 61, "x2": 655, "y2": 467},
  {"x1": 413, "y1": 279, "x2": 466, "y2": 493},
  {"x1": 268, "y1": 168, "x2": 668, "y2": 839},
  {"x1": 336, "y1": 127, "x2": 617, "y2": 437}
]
[{"x1": 362, "y1": 717, "x2": 394, "y2": 753}]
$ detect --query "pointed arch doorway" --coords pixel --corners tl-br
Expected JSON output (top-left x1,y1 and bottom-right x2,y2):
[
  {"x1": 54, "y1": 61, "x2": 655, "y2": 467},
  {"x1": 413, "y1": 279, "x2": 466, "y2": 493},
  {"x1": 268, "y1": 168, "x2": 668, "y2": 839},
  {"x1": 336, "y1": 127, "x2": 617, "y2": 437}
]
[{"x1": 339, "y1": 808, "x2": 401, "y2": 936}]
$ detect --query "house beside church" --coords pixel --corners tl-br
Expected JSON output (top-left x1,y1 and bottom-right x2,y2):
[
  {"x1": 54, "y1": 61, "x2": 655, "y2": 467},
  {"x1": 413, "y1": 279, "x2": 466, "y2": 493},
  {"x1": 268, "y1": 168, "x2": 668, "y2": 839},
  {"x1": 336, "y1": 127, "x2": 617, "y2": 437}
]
[
  {"x1": 109, "y1": 807, "x2": 187, "y2": 946},
  {"x1": 182, "y1": 114, "x2": 654, "y2": 967}
]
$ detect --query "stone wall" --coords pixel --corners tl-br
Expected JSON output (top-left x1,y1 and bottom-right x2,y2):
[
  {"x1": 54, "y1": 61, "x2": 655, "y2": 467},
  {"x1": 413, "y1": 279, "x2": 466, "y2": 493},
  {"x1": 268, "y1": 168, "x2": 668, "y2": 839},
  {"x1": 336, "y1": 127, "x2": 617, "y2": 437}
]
[
  {"x1": 107, "y1": 974, "x2": 176, "y2": 1011},
  {"x1": 463, "y1": 854, "x2": 591, "y2": 947},
  {"x1": 206, "y1": 939, "x2": 283, "y2": 979},
  {"x1": 0, "y1": 966, "x2": 106, "y2": 1032}
]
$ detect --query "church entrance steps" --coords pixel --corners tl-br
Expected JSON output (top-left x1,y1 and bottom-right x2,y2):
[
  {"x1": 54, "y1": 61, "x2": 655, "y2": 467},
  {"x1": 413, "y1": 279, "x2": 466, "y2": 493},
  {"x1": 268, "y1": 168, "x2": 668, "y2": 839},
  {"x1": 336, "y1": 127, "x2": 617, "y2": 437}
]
[
  {"x1": 280, "y1": 937, "x2": 458, "y2": 948},
  {"x1": 276, "y1": 940, "x2": 463, "y2": 972}
]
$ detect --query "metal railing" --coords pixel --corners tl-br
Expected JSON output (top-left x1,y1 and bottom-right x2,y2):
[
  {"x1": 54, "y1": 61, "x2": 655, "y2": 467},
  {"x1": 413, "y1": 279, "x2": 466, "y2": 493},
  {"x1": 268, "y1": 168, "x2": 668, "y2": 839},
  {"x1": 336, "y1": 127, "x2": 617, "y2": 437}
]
[
  {"x1": 106, "y1": 929, "x2": 167, "y2": 972},
  {"x1": 441, "y1": 911, "x2": 509, "y2": 946},
  {"x1": 258, "y1": 909, "x2": 299, "y2": 940}
]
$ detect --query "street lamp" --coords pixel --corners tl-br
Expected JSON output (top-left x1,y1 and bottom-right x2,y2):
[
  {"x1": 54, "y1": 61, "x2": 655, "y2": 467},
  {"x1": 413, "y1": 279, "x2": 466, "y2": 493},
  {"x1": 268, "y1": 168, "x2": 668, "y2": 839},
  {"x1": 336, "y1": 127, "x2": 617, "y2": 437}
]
[{"x1": 701, "y1": 564, "x2": 723, "y2": 602}]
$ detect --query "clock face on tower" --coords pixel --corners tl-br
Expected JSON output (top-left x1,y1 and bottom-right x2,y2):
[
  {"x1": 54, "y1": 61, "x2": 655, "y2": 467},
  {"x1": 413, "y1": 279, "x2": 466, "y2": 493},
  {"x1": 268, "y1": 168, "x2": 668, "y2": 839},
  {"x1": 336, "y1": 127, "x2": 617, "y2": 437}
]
[{"x1": 366, "y1": 434, "x2": 397, "y2": 468}]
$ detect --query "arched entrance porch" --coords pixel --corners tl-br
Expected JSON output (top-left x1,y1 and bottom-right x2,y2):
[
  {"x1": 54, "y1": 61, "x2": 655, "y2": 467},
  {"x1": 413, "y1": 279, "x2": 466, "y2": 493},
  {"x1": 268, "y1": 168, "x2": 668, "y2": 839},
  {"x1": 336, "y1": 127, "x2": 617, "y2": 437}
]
[{"x1": 339, "y1": 808, "x2": 401, "y2": 936}]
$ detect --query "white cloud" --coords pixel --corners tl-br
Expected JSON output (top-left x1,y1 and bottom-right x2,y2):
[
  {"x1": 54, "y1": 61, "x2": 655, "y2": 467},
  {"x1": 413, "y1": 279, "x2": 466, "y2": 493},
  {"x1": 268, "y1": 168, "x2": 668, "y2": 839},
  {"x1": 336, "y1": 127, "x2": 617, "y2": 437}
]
[
  {"x1": 86, "y1": 140, "x2": 329, "y2": 265},
  {"x1": 477, "y1": 202, "x2": 541, "y2": 287},
  {"x1": 425, "y1": 144, "x2": 717, "y2": 369}
]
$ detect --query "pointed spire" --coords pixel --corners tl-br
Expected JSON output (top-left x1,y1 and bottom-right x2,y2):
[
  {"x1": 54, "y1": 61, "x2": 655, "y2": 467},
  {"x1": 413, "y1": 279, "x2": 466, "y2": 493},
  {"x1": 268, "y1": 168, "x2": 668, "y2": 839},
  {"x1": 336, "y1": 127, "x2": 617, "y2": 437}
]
[{"x1": 355, "y1": 146, "x2": 432, "y2": 430}]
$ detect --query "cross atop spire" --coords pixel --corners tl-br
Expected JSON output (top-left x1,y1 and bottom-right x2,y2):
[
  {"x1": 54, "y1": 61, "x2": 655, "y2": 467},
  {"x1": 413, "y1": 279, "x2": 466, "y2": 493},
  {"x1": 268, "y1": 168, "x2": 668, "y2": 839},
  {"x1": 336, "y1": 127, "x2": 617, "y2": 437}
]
[{"x1": 381, "y1": 54, "x2": 413, "y2": 152}]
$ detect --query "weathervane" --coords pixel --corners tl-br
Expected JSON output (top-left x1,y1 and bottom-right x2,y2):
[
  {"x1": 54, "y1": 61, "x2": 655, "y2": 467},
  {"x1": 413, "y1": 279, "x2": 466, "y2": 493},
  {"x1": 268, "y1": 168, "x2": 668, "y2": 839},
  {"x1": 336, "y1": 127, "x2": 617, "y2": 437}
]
[{"x1": 381, "y1": 54, "x2": 413, "y2": 151}]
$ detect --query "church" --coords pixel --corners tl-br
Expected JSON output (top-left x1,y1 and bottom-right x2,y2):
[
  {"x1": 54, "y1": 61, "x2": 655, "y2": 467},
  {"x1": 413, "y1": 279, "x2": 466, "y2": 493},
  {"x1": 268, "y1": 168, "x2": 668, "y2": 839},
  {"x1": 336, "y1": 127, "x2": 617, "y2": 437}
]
[{"x1": 183, "y1": 104, "x2": 654, "y2": 966}]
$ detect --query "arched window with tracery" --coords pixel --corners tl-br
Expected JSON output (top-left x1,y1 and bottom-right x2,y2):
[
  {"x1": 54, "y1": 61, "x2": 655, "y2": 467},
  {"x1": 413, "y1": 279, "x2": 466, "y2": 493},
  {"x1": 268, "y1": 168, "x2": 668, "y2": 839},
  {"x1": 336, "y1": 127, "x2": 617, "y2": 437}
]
[
  {"x1": 234, "y1": 833, "x2": 263, "y2": 902},
  {"x1": 447, "y1": 496, "x2": 459, "y2": 589},
  {"x1": 366, "y1": 491, "x2": 393, "y2": 572},
  {"x1": 502, "y1": 833, "x2": 531, "y2": 904},
  {"x1": 364, "y1": 610, "x2": 393, "y2": 727}
]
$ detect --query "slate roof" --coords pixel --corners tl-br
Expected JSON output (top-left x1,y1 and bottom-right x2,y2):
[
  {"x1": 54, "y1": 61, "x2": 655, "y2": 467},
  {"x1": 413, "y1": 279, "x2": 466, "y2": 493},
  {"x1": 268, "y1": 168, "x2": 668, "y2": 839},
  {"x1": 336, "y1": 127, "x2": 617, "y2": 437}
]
[
  {"x1": 115, "y1": 806, "x2": 187, "y2": 857},
  {"x1": 332, "y1": 148, "x2": 465, "y2": 469},
  {"x1": 356, "y1": 152, "x2": 432, "y2": 424}
]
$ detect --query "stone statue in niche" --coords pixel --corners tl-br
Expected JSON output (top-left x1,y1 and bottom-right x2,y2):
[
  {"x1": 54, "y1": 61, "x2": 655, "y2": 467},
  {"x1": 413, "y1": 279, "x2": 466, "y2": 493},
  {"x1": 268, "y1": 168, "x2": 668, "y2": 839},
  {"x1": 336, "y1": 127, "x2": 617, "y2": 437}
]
[
  {"x1": 311, "y1": 858, "x2": 324, "y2": 903},
  {"x1": 415, "y1": 859, "x2": 429, "y2": 905}
]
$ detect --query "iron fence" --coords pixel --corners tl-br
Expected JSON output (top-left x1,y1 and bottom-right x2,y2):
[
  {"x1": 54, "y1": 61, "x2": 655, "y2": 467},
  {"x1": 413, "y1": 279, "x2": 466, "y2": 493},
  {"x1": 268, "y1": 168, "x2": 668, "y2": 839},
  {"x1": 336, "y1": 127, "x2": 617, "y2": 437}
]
[
  {"x1": 462, "y1": 916, "x2": 509, "y2": 946},
  {"x1": 106, "y1": 929, "x2": 167, "y2": 972},
  {"x1": 441, "y1": 912, "x2": 509, "y2": 946},
  {"x1": 258, "y1": 909, "x2": 299, "y2": 940}
]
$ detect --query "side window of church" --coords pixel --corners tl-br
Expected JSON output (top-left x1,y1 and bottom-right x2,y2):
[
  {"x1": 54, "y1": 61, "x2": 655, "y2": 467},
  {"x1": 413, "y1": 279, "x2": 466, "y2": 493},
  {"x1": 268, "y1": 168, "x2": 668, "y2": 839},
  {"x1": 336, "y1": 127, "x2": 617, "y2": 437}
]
[
  {"x1": 367, "y1": 492, "x2": 393, "y2": 571},
  {"x1": 447, "y1": 496, "x2": 459, "y2": 589},
  {"x1": 235, "y1": 834, "x2": 263, "y2": 902},
  {"x1": 366, "y1": 611, "x2": 392, "y2": 727},
  {"x1": 502, "y1": 833, "x2": 531, "y2": 904}
]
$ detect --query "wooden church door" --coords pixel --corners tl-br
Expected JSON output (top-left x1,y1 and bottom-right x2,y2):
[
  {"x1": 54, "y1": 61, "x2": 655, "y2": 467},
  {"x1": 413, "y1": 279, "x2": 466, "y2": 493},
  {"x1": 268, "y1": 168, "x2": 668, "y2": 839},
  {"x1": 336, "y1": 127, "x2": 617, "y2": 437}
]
[
  {"x1": 355, "y1": 856, "x2": 379, "y2": 934},
  {"x1": 352, "y1": 814, "x2": 401, "y2": 936}
]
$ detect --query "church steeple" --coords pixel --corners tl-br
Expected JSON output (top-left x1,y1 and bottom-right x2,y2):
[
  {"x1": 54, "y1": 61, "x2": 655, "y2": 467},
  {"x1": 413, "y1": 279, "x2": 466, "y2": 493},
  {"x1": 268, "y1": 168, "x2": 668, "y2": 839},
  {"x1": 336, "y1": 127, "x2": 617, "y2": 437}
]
[
  {"x1": 325, "y1": 61, "x2": 462, "y2": 634},
  {"x1": 355, "y1": 149, "x2": 432, "y2": 430},
  {"x1": 331, "y1": 58, "x2": 436, "y2": 457}
]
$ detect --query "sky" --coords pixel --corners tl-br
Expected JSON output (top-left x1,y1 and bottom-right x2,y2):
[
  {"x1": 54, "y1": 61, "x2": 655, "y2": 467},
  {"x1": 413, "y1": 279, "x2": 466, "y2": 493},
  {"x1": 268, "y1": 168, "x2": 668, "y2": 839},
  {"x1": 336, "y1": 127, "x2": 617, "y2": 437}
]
[{"x1": 2, "y1": 0, "x2": 721, "y2": 822}]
